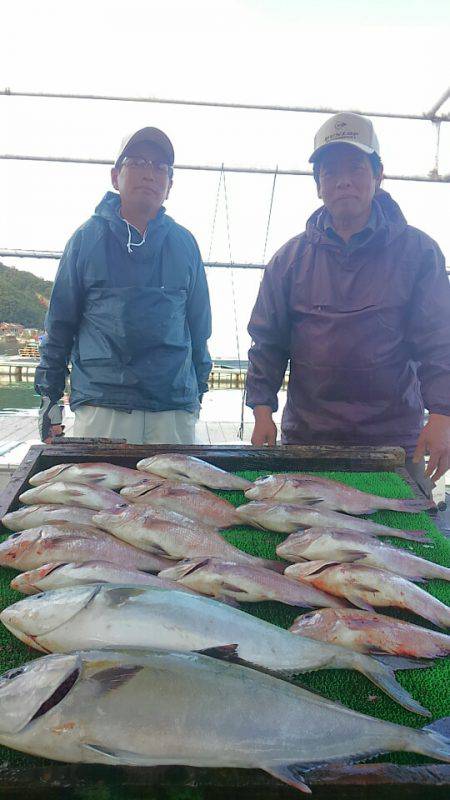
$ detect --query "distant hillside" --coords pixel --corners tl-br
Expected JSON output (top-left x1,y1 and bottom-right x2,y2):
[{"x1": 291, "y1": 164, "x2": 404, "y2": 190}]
[{"x1": 0, "y1": 262, "x2": 53, "y2": 328}]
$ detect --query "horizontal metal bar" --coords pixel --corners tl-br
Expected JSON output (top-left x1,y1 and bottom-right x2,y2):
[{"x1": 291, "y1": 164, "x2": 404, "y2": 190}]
[
  {"x1": 0, "y1": 249, "x2": 263, "y2": 268},
  {"x1": 1, "y1": 249, "x2": 449, "y2": 275},
  {"x1": 427, "y1": 87, "x2": 450, "y2": 118},
  {"x1": 1, "y1": 153, "x2": 449, "y2": 183},
  {"x1": 1, "y1": 88, "x2": 449, "y2": 122}
]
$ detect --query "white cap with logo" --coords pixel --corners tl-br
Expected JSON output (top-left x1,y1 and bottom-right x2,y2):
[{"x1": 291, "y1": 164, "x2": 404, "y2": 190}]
[
  {"x1": 115, "y1": 127, "x2": 175, "y2": 167},
  {"x1": 309, "y1": 112, "x2": 380, "y2": 163}
]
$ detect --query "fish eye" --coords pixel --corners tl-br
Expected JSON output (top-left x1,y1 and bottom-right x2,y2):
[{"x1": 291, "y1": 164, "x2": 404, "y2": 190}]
[{"x1": 10, "y1": 533, "x2": 22, "y2": 539}]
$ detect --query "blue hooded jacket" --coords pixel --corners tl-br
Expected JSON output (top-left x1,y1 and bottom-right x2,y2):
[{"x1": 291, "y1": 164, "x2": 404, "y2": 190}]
[{"x1": 35, "y1": 192, "x2": 212, "y2": 414}]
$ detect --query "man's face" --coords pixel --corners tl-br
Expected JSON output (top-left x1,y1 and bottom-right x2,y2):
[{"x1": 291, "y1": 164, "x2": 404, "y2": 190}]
[
  {"x1": 111, "y1": 141, "x2": 172, "y2": 216},
  {"x1": 316, "y1": 144, "x2": 381, "y2": 222}
]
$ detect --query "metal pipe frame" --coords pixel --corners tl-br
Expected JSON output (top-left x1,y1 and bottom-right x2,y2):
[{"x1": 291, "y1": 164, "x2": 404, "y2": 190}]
[
  {"x1": 1, "y1": 250, "x2": 449, "y2": 276},
  {"x1": 1, "y1": 87, "x2": 449, "y2": 121},
  {"x1": 1, "y1": 153, "x2": 449, "y2": 183}
]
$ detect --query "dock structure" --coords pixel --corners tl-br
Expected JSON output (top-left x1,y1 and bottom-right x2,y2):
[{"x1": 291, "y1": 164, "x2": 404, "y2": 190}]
[{"x1": 0, "y1": 358, "x2": 289, "y2": 390}]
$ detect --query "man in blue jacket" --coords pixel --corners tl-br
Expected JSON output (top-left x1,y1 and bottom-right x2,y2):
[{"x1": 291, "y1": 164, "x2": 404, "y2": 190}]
[{"x1": 35, "y1": 127, "x2": 212, "y2": 444}]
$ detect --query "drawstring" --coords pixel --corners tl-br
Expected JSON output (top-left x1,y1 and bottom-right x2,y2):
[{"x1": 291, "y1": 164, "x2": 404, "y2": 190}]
[{"x1": 125, "y1": 219, "x2": 147, "y2": 254}]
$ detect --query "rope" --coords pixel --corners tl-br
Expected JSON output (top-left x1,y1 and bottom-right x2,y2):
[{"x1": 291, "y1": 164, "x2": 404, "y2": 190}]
[
  {"x1": 207, "y1": 167, "x2": 224, "y2": 262},
  {"x1": 238, "y1": 166, "x2": 279, "y2": 440},
  {"x1": 262, "y1": 165, "x2": 279, "y2": 267},
  {"x1": 222, "y1": 170, "x2": 242, "y2": 372}
]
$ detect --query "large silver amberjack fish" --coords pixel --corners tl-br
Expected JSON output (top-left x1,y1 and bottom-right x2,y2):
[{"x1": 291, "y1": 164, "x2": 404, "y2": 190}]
[
  {"x1": 277, "y1": 528, "x2": 450, "y2": 581},
  {"x1": 2, "y1": 504, "x2": 97, "y2": 532},
  {"x1": 285, "y1": 562, "x2": 450, "y2": 629},
  {"x1": 93, "y1": 505, "x2": 282, "y2": 572},
  {"x1": 0, "y1": 584, "x2": 432, "y2": 715},
  {"x1": 29, "y1": 462, "x2": 145, "y2": 490},
  {"x1": 159, "y1": 558, "x2": 347, "y2": 609},
  {"x1": 19, "y1": 482, "x2": 128, "y2": 512},
  {"x1": 236, "y1": 501, "x2": 430, "y2": 542},
  {"x1": 121, "y1": 478, "x2": 242, "y2": 529},
  {"x1": 245, "y1": 474, "x2": 435, "y2": 515},
  {"x1": 0, "y1": 525, "x2": 171, "y2": 573},
  {"x1": 137, "y1": 453, "x2": 252, "y2": 490},
  {"x1": 0, "y1": 650, "x2": 448, "y2": 792}
]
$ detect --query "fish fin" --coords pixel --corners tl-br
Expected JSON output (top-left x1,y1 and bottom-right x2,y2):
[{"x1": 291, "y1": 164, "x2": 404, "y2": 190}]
[
  {"x1": 374, "y1": 656, "x2": 436, "y2": 671},
  {"x1": 339, "y1": 550, "x2": 369, "y2": 562},
  {"x1": 341, "y1": 591, "x2": 376, "y2": 613},
  {"x1": 423, "y1": 716, "x2": 450, "y2": 737},
  {"x1": 196, "y1": 643, "x2": 240, "y2": 661},
  {"x1": 221, "y1": 582, "x2": 246, "y2": 593},
  {"x1": 355, "y1": 654, "x2": 431, "y2": 716},
  {"x1": 293, "y1": 496, "x2": 326, "y2": 506},
  {"x1": 146, "y1": 543, "x2": 172, "y2": 557},
  {"x1": 215, "y1": 595, "x2": 241, "y2": 608},
  {"x1": 92, "y1": 665, "x2": 144, "y2": 693},
  {"x1": 103, "y1": 586, "x2": 147, "y2": 604},
  {"x1": 82, "y1": 742, "x2": 151, "y2": 765},
  {"x1": 180, "y1": 558, "x2": 211, "y2": 576},
  {"x1": 419, "y1": 717, "x2": 450, "y2": 761},
  {"x1": 262, "y1": 764, "x2": 312, "y2": 793},
  {"x1": 391, "y1": 530, "x2": 430, "y2": 543}
]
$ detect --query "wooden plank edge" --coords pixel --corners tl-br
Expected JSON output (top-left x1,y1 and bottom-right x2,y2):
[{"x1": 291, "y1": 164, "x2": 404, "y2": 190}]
[
  {"x1": 0, "y1": 763, "x2": 448, "y2": 790},
  {"x1": 0, "y1": 445, "x2": 44, "y2": 523}
]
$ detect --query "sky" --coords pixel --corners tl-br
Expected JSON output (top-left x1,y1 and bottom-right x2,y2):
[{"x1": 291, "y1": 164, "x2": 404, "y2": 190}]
[{"x1": 1, "y1": 0, "x2": 449, "y2": 358}]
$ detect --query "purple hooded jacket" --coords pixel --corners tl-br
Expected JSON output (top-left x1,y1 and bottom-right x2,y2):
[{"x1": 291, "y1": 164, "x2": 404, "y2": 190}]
[{"x1": 246, "y1": 190, "x2": 450, "y2": 455}]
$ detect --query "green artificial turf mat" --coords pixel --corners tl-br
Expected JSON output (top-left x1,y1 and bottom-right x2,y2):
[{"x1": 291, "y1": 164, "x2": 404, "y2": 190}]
[{"x1": 0, "y1": 468, "x2": 449, "y2": 773}]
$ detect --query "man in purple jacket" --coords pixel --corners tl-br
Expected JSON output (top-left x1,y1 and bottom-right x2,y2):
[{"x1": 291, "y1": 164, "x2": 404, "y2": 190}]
[{"x1": 246, "y1": 112, "x2": 450, "y2": 494}]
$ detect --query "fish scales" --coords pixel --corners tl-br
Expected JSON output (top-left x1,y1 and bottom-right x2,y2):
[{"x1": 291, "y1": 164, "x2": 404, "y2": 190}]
[
  {"x1": 19, "y1": 482, "x2": 128, "y2": 512},
  {"x1": 136, "y1": 454, "x2": 252, "y2": 490},
  {"x1": 93, "y1": 505, "x2": 282, "y2": 572},
  {"x1": 159, "y1": 557, "x2": 347, "y2": 609},
  {"x1": 121, "y1": 478, "x2": 242, "y2": 528},
  {"x1": 245, "y1": 473, "x2": 435, "y2": 514},
  {"x1": 0, "y1": 525, "x2": 171, "y2": 573},
  {"x1": 285, "y1": 562, "x2": 450, "y2": 629},
  {"x1": 29, "y1": 462, "x2": 145, "y2": 490},
  {"x1": 290, "y1": 608, "x2": 450, "y2": 658},
  {"x1": 236, "y1": 501, "x2": 430, "y2": 542},
  {"x1": 2, "y1": 504, "x2": 97, "y2": 532},
  {"x1": 276, "y1": 528, "x2": 450, "y2": 581}
]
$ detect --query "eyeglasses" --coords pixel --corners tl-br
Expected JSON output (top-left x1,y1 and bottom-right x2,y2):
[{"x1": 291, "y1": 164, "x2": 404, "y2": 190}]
[{"x1": 121, "y1": 156, "x2": 171, "y2": 175}]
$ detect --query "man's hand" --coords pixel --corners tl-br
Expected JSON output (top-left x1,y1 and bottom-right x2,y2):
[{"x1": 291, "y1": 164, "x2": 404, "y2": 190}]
[
  {"x1": 251, "y1": 405, "x2": 278, "y2": 446},
  {"x1": 413, "y1": 413, "x2": 450, "y2": 482},
  {"x1": 38, "y1": 397, "x2": 65, "y2": 444}
]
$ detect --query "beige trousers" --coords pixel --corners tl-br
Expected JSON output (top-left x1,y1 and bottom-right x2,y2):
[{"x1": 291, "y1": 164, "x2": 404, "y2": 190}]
[{"x1": 73, "y1": 405, "x2": 197, "y2": 445}]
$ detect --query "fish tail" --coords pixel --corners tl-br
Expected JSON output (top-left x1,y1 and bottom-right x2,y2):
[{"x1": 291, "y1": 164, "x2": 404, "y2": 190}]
[
  {"x1": 386, "y1": 529, "x2": 430, "y2": 543},
  {"x1": 425, "y1": 563, "x2": 450, "y2": 581},
  {"x1": 386, "y1": 497, "x2": 436, "y2": 513},
  {"x1": 407, "y1": 717, "x2": 450, "y2": 761},
  {"x1": 351, "y1": 652, "x2": 431, "y2": 716},
  {"x1": 405, "y1": 591, "x2": 450, "y2": 629}
]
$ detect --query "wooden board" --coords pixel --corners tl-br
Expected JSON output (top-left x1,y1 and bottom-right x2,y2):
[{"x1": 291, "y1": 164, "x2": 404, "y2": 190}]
[{"x1": 1, "y1": 440, "x2": 448, "y2": 798}]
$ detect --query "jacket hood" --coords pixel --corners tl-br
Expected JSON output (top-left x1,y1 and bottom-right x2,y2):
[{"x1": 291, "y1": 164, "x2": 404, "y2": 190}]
[
  {"x1": 305, "y1": 189, "x2": 408, "y2": 249},
  {"x1": 92, "y1": 191, "x2": 170, "y2": 257}
]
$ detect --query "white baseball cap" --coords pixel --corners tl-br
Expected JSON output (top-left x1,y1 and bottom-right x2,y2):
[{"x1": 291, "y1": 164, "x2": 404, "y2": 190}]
[
  {"x1": 115, "y1": 127, "x2": 175, "y2": 167},
  {"x1": 309, "y1": 112, "x2": 380, "y2": 163}
]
